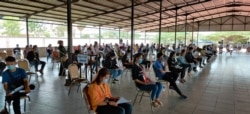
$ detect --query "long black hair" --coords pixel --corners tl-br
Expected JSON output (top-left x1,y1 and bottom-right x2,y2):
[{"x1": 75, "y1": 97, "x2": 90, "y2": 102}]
[
  {"x1": 92, "y1": 68, "x2": 110, "y2": 85},
  {"x1": 169, "y1": 51, "x2": 176, "y2": 59}
]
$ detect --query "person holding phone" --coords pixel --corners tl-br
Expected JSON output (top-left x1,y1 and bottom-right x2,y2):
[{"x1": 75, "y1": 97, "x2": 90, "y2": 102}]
[
  {"x1": 88, "y1": 68, "x2": 132, "y2": 114},
  {"x1": 132, "y1": 53, "x2": 163, "y2": 108}
]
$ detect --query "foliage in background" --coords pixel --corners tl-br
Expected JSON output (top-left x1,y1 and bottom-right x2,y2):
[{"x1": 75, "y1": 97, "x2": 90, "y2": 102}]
[
  {"x1": 28, "y1": 20, "x2": 46, "y2": 37},
  {"x1": 1, "y1": 16, "x2": 21, "y2": 36},
  {"x1": 53, "y1": 25, "x2": 67, "y2": 37}
]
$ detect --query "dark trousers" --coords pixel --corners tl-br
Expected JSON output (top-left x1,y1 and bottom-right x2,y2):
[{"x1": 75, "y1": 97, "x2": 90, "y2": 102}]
[
  {"x1": 180, "y1": 63, "x2": 191, "y2": 73},
  {"x1": 96, "y1": 103, "x2": 132, "y2": 114},
  {"x1": 59, "y1": 59, "x2": 69, "y2": 76},
  {"x1": 31, "y1": 61, "x2": 46, "y2": 71},
  {"x1": 5, "y1": 93, "x2": 26, "y2": 114},
  {"x1": 169, "y1": 68, "x2": 185, "y2": 79},
  {"x1": 162, "y1": 72, "x2": 183, "y2": 96}
]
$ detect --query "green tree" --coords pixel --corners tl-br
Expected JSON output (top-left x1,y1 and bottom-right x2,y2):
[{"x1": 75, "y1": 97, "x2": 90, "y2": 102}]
[
  {"x1": 2, "y1": 16, "x2": 21, "y2": 36},
  {"x1": 54, "y1": 25, "x2": 67, "y2": 37},
  {"x1": 28, "y1": 20, "x2": 45, "y2": 37}
]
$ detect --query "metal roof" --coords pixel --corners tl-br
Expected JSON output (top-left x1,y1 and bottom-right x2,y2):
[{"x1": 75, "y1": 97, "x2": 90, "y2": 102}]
[{"x1": 0, "y1": 0, "x2": 250, "y2": 32}]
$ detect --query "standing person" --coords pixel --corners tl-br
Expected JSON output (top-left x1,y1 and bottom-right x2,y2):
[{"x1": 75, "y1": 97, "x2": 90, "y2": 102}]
[
  {"x1": 88, "y1": 68, "x2": 132, "y2": 114},
  {"x1": 132, "y1": 53, "x2": 163, "y2": 107},
  {"x1": 153, "y1": 53, "x2": 187, "y2": 99},
  {"x1": 2, "y1": 56, "x2": 30, "y2": 114},
  {"x1": 27, "y1": 45, "x2": 46, "y2": 75},
  {"x1": 46, "y1": 44, "x2": 53, "y2": 62},
  {"x1": 13, "y1": 44, "x2": 21, "y2": 56},
  {"x1": 58, "y1": 40, "x2": 68, "y2": 76}
]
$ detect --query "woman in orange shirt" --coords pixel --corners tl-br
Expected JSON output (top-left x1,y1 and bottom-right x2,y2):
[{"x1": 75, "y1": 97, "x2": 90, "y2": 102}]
[{"x1": 88, "y1": 68, "x2": 132, "y2": 114}]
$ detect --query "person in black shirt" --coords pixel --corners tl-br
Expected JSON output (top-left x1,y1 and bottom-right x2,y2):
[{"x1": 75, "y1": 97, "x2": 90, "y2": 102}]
[
  {"x1": 132, "y1": 53, "x2": 163, "y2": 107},
  {"x1": 27, "y1": 45, "x2": 46, "y2": 75},
  {"x1": 167, "y1": 51, "x2": 186, "y2": 83},
  {"x1": 122, "y1": 50, "x2": 133, "y2": 69},
  {"x1": 103, "y1": 52, "x2": 122, "y2": 84}
]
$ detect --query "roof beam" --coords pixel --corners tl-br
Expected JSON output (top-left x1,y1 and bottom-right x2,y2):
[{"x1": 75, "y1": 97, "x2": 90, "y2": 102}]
[
  {"x1": 73, "y1": 0, "x2": 153, "y2": 23},
  {"x1": 101, "y1": 0, "x2": 211, "y2": 26},
  {"x1": 121, "y1": 4, "x2": 250, "y2": 28},
  {"x1": 137, "y1": 12, "x2": 250, "y2": 31},
  {"x1": 26, "y1": 0, "x2": 79, "y2": 17}
]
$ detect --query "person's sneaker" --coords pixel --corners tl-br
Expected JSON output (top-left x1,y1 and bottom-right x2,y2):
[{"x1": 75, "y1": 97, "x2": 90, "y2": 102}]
[
  {"x1": 180, "y1": 95, "x2": 187, "y2": 99},
  {"x1": 151, "y1": 101, "x2": 160, "y2": 108},
  {"x1": 113, "y1": 79, "x2": 119, "y2": 81},
  {"x1": 112, "y1": 80, "x2": 116, "y2": 84},
  {"x1": 39, "y1": 70, "x2": 44, "y2": 75}
]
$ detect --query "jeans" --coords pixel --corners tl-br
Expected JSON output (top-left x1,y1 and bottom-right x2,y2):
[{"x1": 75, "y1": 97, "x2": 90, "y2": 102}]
[
  {"x1": 96, "y1": 103, "x2": 132, "y2": 114},
  {"x1": 138, "y1": 82, "x2": 163, "y2": 100},
  {"x1": 109, "y1": 69, "x2": 123, "y2": 79}
]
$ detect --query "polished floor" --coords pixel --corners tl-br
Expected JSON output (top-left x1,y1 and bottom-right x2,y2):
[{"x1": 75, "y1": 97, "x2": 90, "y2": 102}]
[{"x1": 1, "y1": 52, "x2": 250, "y2": 114}]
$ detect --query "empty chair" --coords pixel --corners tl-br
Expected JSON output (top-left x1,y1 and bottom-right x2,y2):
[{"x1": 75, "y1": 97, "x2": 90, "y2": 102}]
[
  {"x1": 68, "y1": 64, "x2": 88, "y2": 96},
  {"x1": 0, "y1": 52, "x2": 7, "y2": 61},
  {"x1": 17, "y1": 59, "x2": 39, "y2": 85}
]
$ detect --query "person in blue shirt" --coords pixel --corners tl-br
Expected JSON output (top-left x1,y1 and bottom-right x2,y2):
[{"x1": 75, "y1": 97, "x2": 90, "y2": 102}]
[
  {"x1": 2, "y1": 56, "x2": 30, "y2": 114},
  {"x1": 153, "y1": 53, "x2": 187, "y2": 99}
]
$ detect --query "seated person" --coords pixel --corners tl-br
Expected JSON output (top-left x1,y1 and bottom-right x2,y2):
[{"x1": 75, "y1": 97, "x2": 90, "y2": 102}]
[
  {"x1": 185, "y1": 47, "x2": 198, "y2": 72},
  {"x1": 167, "y1": 51, "x2": 186, "y2": 83},
  {"x1": 88, "y1": 68, "x2": 132, "y2": 114},
  {"x1": 153, "y1": 53, "x2": 187, "y2": 99},
  {"x1": 103, "y1": 52, "x2": 123, "y2": 84},
  {"x1": 72, "y1": 50, "x2": 83, "y2": 69},
  {"x1": 46, "y1": 44, "x2": 53, "y2": 62},
  {"x1": 2, "y1": 56, "x2": 30, "y2": 114},
  {"x1": 177, "y1": 49, "x2": 192, "y2": 77},
  {"x1": 27, "y1": 45, "x2": 46, "y2": 74},
  {"x1": 122, "y1": 50, "x2": 133, "y2": 69},
  {"x1": 132, "y1": 53, "x2": 163, "y2": 107},
  {"x1": 52, "y1": 47, "x2": 60, "y2": 62},
  {"x1": 141, "y1": 50, "x2": 151, "y2": 70}
]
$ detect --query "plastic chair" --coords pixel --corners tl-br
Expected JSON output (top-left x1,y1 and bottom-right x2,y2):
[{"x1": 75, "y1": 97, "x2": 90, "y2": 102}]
[
  {"x1": 6, "y1": 94, "x2": 31, "y2": 113},
  {"x1": 82, "y1": 85, "x2": 96, "y2": 114},
  {"x1": 17, "y1": 59, "x2": 39, "y2": 85},
  {"x1": 68, "y1": 64, "x2": 88, "y2": 96},
  {"x1": 0, "y1": 52, "x2": 7, "y2": 60},
  {"x1": 132, "y1": 82, "x2": 154, "y2": 113}
]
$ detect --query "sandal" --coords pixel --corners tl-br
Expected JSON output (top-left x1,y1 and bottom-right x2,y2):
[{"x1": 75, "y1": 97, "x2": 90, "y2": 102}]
[
  {"x1": 151, "y1": 101, "x2": 160, "y2": 108},
  {"x1": 155, "y1": 99, "x2": 163, "y2": 106}
]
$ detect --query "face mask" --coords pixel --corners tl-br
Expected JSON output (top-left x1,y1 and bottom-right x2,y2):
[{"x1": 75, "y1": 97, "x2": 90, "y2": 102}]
[
  {"x1": 102, "y1": 78, "x2": 109, "y2": 83},
  {"x1": 139, "y1": 58, "x2": 143, "y2": 64},
  {"x1": 8, "y1": 65, "x2": 16, "y2": 71}
]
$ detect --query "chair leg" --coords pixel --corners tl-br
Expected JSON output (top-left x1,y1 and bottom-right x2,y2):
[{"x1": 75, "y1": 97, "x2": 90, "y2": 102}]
[
  {"x1": 150, "y1": 99, "x2": 154, "y2": 113},
  {"x1": 68, "y1": 83, "x2": 73, "y2": 96},
  {"x1": 133, "y1": 93, "x2": 140, "y2": 106},
  {"x1": 139, "y1": 92, "x2": 144, "y2": 104},
  {"x1": 24, "y1": 99, "x2": 26, "y2": 112},
  {"x1": 77, "y1": 83, "x2": 81, "y2": 93}
]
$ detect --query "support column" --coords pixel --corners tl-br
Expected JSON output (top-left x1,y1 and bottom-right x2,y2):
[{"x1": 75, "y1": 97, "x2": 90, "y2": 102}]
[
  {"x1": 197, "y1": 21, "x2": 199, "y2": 46},
  {"x1": 65, "y1": 0, "x2": 73, "y2": 85},
  {"x1": 99, "y1": 26, "x2": 101, "y2": 45},
  {"x1": 67, "y1": 0, "x2": 72, "y2": 63},
  {"x1": 26, "y1": 17, "x2": 29, "y2": 45},
  {"x1": 131, "y1": 0, "x2": 134, "y2": 58},
  {"x1": 174, "y1": 7, "x2": 178, "y2": 47},
  {"x1": 158, "y1": 0, "x2": 163, "y2": 45},
  {"x1": 191, "y1": 18, "x2": 194, "y2": 44},
  {"x1": 184, "y1": 14, "x2": 188, "y2": 46},
  {"x1": 119, "y1": 28, "x2": 121, "y2": 39}
]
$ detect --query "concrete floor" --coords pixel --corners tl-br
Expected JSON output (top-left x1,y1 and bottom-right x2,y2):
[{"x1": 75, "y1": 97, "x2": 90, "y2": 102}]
[{"x1": 1, "y1": 53, "x2": 250, "y2": 114}]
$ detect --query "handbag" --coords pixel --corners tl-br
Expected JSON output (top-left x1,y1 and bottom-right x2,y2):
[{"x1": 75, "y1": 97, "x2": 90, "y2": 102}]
[{"x1": 0, "y1": 102, "x2": 9, "y2": 114}]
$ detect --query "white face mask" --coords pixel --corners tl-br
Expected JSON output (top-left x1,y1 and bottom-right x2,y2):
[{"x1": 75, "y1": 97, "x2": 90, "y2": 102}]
[{"x1": 102, "y1": 78, "x2": 109, "y2": 83}]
